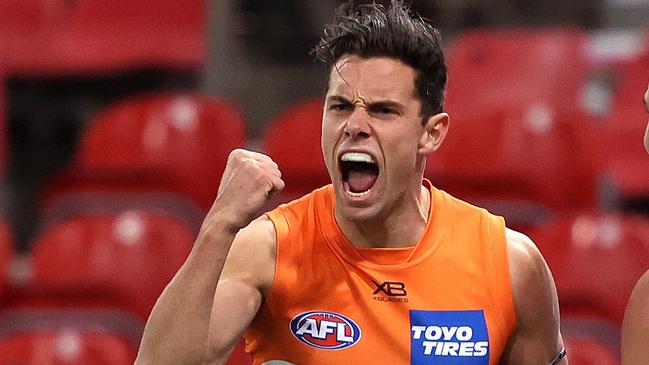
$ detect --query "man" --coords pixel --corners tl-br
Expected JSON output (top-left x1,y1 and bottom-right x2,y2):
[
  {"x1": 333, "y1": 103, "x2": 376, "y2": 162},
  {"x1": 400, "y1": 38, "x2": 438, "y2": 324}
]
[
  {"x1": 621, "y1": 83, "x2": 649, "y2": 364},
  {"x1": 136, "y1": 2, "x2": 567, "y2": 364}
]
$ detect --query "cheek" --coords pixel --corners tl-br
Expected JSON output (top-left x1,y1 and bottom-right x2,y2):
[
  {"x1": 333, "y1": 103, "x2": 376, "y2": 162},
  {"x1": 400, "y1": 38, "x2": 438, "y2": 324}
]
[
  {"x1": 320, "y1": 127, "x2": 334, "y2": 153},
  {"x1": 321, "y1": 117, "x2": 344, "y2": 149},
  {"x1": 320, "y1": 124, "x2": 338, "y2": 169},
  {"x1": 381, "y1": 131, "x2": 422, "y2": 174}
]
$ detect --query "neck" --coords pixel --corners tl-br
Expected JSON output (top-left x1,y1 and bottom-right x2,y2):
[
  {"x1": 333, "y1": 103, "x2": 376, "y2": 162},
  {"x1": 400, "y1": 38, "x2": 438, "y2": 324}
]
[{"x1": 335, "y1": 182, "x2": 431, "y2": 248}]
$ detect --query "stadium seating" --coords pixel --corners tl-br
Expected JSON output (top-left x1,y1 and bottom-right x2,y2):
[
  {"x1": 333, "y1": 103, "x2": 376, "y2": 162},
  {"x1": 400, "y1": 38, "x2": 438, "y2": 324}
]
[
  {"x1": 42, "y1": 94, "x2": 246, "y2": 214},
  {"x1": 40, "y1": 191, "x2": 204, "y2": 237},
  {"x1": 425, "y1": 29, "x2": 594, "y2": 227},
  {"x1": 561, "y1": 315, "x2": 620, "y2": 365},
  {"x1": 0, "y1": 0, "x2": 205, "y2": 76},
  {"x1": 9, "y1": 211, "x2": 193, "y2": 320},
  {"x1": 565, "y1": 338, "x2": 619, "y2": 365},
  {"x1": 586, "y1": 53, "x2": 649, "y2": 206},
  {"x1": 0, "y1": 67, "x2": 5, "y2": 178},
  {"x1": 0, "y1": 308, "x2": 141, "y2": 364},
  {"x1": 0, "y1": 218, "x2": 13, "y2": 299},
  {"x1": 263, "y1": 97, "x2": 329, "y2": 207},
  {"x1": 0, "y1": 332, "x2": 136, "y2": 365},
  {"x1": 529, "y1": 210, "x2": 649, "y2": 324}
]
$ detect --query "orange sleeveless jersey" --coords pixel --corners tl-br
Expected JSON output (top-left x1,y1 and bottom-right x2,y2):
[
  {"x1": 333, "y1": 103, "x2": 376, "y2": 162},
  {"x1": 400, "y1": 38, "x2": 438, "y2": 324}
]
[{"x1": 244, "y1": 180, "x2": 516, "y2": 365}]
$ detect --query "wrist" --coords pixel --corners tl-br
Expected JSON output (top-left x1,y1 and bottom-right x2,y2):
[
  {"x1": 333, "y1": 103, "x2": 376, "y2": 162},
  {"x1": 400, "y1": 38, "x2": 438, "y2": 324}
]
[{"x1": 199, "y1": 208, "x2": 244, "y2": 239}]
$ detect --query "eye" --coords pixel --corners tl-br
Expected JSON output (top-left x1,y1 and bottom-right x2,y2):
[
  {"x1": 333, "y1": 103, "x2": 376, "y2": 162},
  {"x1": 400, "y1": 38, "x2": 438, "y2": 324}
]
[
  {"x1": 369, "y1": 105, "x2": 399, "y2": 115},
  {"x1": 329, "y1": 103, "x2": 352, "y2": 112}
]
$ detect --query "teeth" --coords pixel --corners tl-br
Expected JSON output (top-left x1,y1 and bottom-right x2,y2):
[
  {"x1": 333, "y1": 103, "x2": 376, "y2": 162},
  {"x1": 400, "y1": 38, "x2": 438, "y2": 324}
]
[
  {"x1": 340, "y1": 152, "x2": 375, "y2": 163},
  {"x1": 347, "y1": 189, "x2": 372, "y2": 197}
]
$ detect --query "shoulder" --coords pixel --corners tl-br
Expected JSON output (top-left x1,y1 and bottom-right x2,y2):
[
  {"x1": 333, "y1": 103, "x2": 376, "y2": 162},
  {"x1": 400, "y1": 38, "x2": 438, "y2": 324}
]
[
  {"x1": 626, "y1": 270, "x2": 649, "y2": 310},
  {"x1": 220, "y1": 215, "x2": 277, "y2": 296},
  {"x1": 622, "y1": 270, "x2": 649, "y2": 364},
  {"x1": 505, "y1": 228, "x2": 546, "y2": 274},
  {"x1": 505, "y1": 228, "x2": 558, "y2": 313},
  {"x1": 628, "y1": 269, "x2": 649, "y2": 298},
  {"x1": 501, "y1": 228, "x2": 565, "y2": 364}
]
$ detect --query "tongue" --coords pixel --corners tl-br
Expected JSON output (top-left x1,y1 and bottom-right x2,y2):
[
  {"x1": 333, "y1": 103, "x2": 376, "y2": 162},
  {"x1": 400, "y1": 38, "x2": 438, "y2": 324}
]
[{"x1": 347, "y1": 170, "x2": 378, "y2": 193}]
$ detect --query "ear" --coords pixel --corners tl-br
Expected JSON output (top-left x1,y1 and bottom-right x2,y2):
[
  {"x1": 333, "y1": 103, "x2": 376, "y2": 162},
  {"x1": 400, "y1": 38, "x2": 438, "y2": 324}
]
[{"x1": 418, "y1": 112, "x2": 450, "y2": 155}]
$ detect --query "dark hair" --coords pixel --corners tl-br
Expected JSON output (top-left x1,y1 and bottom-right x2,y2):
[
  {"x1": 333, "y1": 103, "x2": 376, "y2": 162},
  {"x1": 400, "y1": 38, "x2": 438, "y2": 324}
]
[{"x1": 311, "y1": 0, "x2": 447, "y2": 120}]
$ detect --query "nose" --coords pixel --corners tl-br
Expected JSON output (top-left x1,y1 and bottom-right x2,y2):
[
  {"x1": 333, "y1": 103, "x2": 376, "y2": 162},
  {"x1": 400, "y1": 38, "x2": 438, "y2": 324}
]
[{"x1": 343, "y1": 109, "x2": 371, "y2": 140}]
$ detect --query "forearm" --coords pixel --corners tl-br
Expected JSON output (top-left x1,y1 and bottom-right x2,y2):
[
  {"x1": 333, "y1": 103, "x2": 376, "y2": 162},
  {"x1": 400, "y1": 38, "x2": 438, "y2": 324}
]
[
  {"x1": 136, "y1": 222, "x2": 236, "y2": 365},
  {"x1": 136, "y1": 149, "x2": 284, "y2": 364}
]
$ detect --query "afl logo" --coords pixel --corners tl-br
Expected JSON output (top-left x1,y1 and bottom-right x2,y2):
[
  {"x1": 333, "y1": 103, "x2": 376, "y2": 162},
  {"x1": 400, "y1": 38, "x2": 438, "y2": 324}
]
[{"x1": 289, "y1": 311, "x2": 362, "y2": 350}]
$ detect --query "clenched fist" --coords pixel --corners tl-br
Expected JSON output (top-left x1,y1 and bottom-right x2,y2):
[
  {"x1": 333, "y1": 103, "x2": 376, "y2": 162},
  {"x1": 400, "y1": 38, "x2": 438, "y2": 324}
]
[{"x1": 203, "y1": 149, "x2": 284, "y2": 234}]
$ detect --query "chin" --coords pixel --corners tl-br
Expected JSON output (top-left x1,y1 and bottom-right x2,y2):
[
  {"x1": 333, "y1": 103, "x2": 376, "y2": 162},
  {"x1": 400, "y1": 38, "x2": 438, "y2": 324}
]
[
  {"x1": 336, "y1": 205, "x2": 382, "y2": 223},
  {"x1": 333, "y1": 191, "x2": 386, "y2": 223}
]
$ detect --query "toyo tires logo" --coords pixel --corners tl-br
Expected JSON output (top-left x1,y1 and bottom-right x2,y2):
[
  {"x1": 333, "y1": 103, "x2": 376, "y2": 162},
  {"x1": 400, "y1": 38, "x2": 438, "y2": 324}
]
[{"x1": 289, "y1": 310, "x2": 362, "y2": 350}]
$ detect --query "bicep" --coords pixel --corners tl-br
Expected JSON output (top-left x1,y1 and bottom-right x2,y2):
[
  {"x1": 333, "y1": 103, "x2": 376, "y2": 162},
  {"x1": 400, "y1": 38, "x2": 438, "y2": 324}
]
[
  {"x1": 501, "y1": 229, "x2": 566, "y2": 365},
  {"x1": 206, "y1": 278, "x2": 262, "y2": 362},
  {"x1": 205, "y1": 216, "x2": 276, "y2": 363}
]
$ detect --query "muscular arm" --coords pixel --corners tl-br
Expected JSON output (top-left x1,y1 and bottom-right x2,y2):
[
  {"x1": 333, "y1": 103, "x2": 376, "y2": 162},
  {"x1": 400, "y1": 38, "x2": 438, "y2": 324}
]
[
  {"x1": 501, "y1": 229, "x2": 567, "y2": 365},
  {"x1": 621, "y1": 270, "x2": 649, "y2": 364},
  {"x1": 135, "y1": 219, "x2": 240, "y2": 365},
  {"x1": 204, "y1": 216, "x2": 276, "y2": 363},
  {"x1": 135, "y1": 150, "x2": 284, "y2": 365}
]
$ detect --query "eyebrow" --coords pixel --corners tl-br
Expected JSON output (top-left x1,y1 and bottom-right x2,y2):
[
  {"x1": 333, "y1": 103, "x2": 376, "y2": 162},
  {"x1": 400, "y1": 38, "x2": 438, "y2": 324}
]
[
  {"x1": 326, "y1": 95, "x2": 352, "y2": 104},
  {"x1": 367, "y1": 100, "x2": 404, "y2": 111},
  {"x1": 326, "y1": 95, "x2": 405, "y2": 111}
]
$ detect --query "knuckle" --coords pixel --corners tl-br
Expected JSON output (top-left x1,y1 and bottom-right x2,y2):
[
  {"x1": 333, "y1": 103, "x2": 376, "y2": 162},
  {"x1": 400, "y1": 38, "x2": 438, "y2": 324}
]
[
  {"x1": 242, "y1": 158, "x2": 260, "y2": 172},
  {"x1": 229, "y1": 148, "x2": 241, "y2": 159},
  {"x1": 229, "y1": 148, "x2": 248, "y2": 162}
]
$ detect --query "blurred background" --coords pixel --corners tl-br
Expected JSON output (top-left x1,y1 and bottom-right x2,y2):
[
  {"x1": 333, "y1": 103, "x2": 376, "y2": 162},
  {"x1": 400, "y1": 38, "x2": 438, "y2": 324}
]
[{"x1": 0, "y1": 0, "x2": 648, "y2": 364}]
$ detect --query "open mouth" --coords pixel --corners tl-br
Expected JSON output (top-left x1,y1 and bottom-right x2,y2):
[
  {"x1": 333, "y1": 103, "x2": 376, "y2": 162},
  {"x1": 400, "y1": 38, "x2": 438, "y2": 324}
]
[{"x1": 339, "y1": 152, "x2": 380, "y2": 195}]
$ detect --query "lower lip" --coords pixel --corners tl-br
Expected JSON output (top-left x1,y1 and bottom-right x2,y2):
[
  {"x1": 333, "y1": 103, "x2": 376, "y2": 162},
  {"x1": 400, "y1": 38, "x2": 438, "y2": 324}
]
[{"x1": 341, "y1": 178, "x2": 379, "y2": 203}]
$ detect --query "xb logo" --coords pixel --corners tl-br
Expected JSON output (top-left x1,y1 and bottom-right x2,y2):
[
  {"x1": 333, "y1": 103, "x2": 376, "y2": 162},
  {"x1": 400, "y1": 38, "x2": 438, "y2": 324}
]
[{"x1": 373, "y1": 281, "x2": 407, "y2": 297}]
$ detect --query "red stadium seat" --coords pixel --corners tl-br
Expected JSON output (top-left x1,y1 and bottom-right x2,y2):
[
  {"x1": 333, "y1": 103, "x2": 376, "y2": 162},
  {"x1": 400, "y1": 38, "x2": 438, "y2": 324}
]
[
  {"x1": 566, "y1": 338, "x2": 619, "y2": 365},
  {"x1": 0, "y1": 67, "x2": 5, "y2": 178},
  {"x1": 263, "y1": 98, "x2": 329, "y2": 207},
  {"x1": 588, "y1": 53, "x2": 649, "y2": 204},
  {"x1": 0, "y1": 308, "x2": 141, "y2": 365},
  {"x1": 0, "y1": 218, "x2": 14, "y2": 298},
  {"x1": 529, "y1": 211, "x2": 649, "y2": 324},
  {"x1": 425, "y1": 29, "x2": 593, "y2": 227},
  {"x1": 0, "y1": 0, "x2": 205, "y2": 76},
  {"x1": 40, "y1": 191, "x2": 204, "y2": 237},
  {"x1": 0, "y1": 332, "x2": 135, "y2": 365},
  {"x1": 42, "y1": 94, "x2": 246, "y2": 213},
  {"x1": 561, "y1": 315, "x2": 620, "y2": 365},
  {"x1": 11, "y1": 211, "x2": 193, "y2": 320}
]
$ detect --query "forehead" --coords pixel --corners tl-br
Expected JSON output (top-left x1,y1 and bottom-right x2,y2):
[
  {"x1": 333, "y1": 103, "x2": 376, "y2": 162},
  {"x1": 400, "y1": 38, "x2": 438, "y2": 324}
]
[{"x1": 327, "y1": 55, "x2": 417, "y2": 101}]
